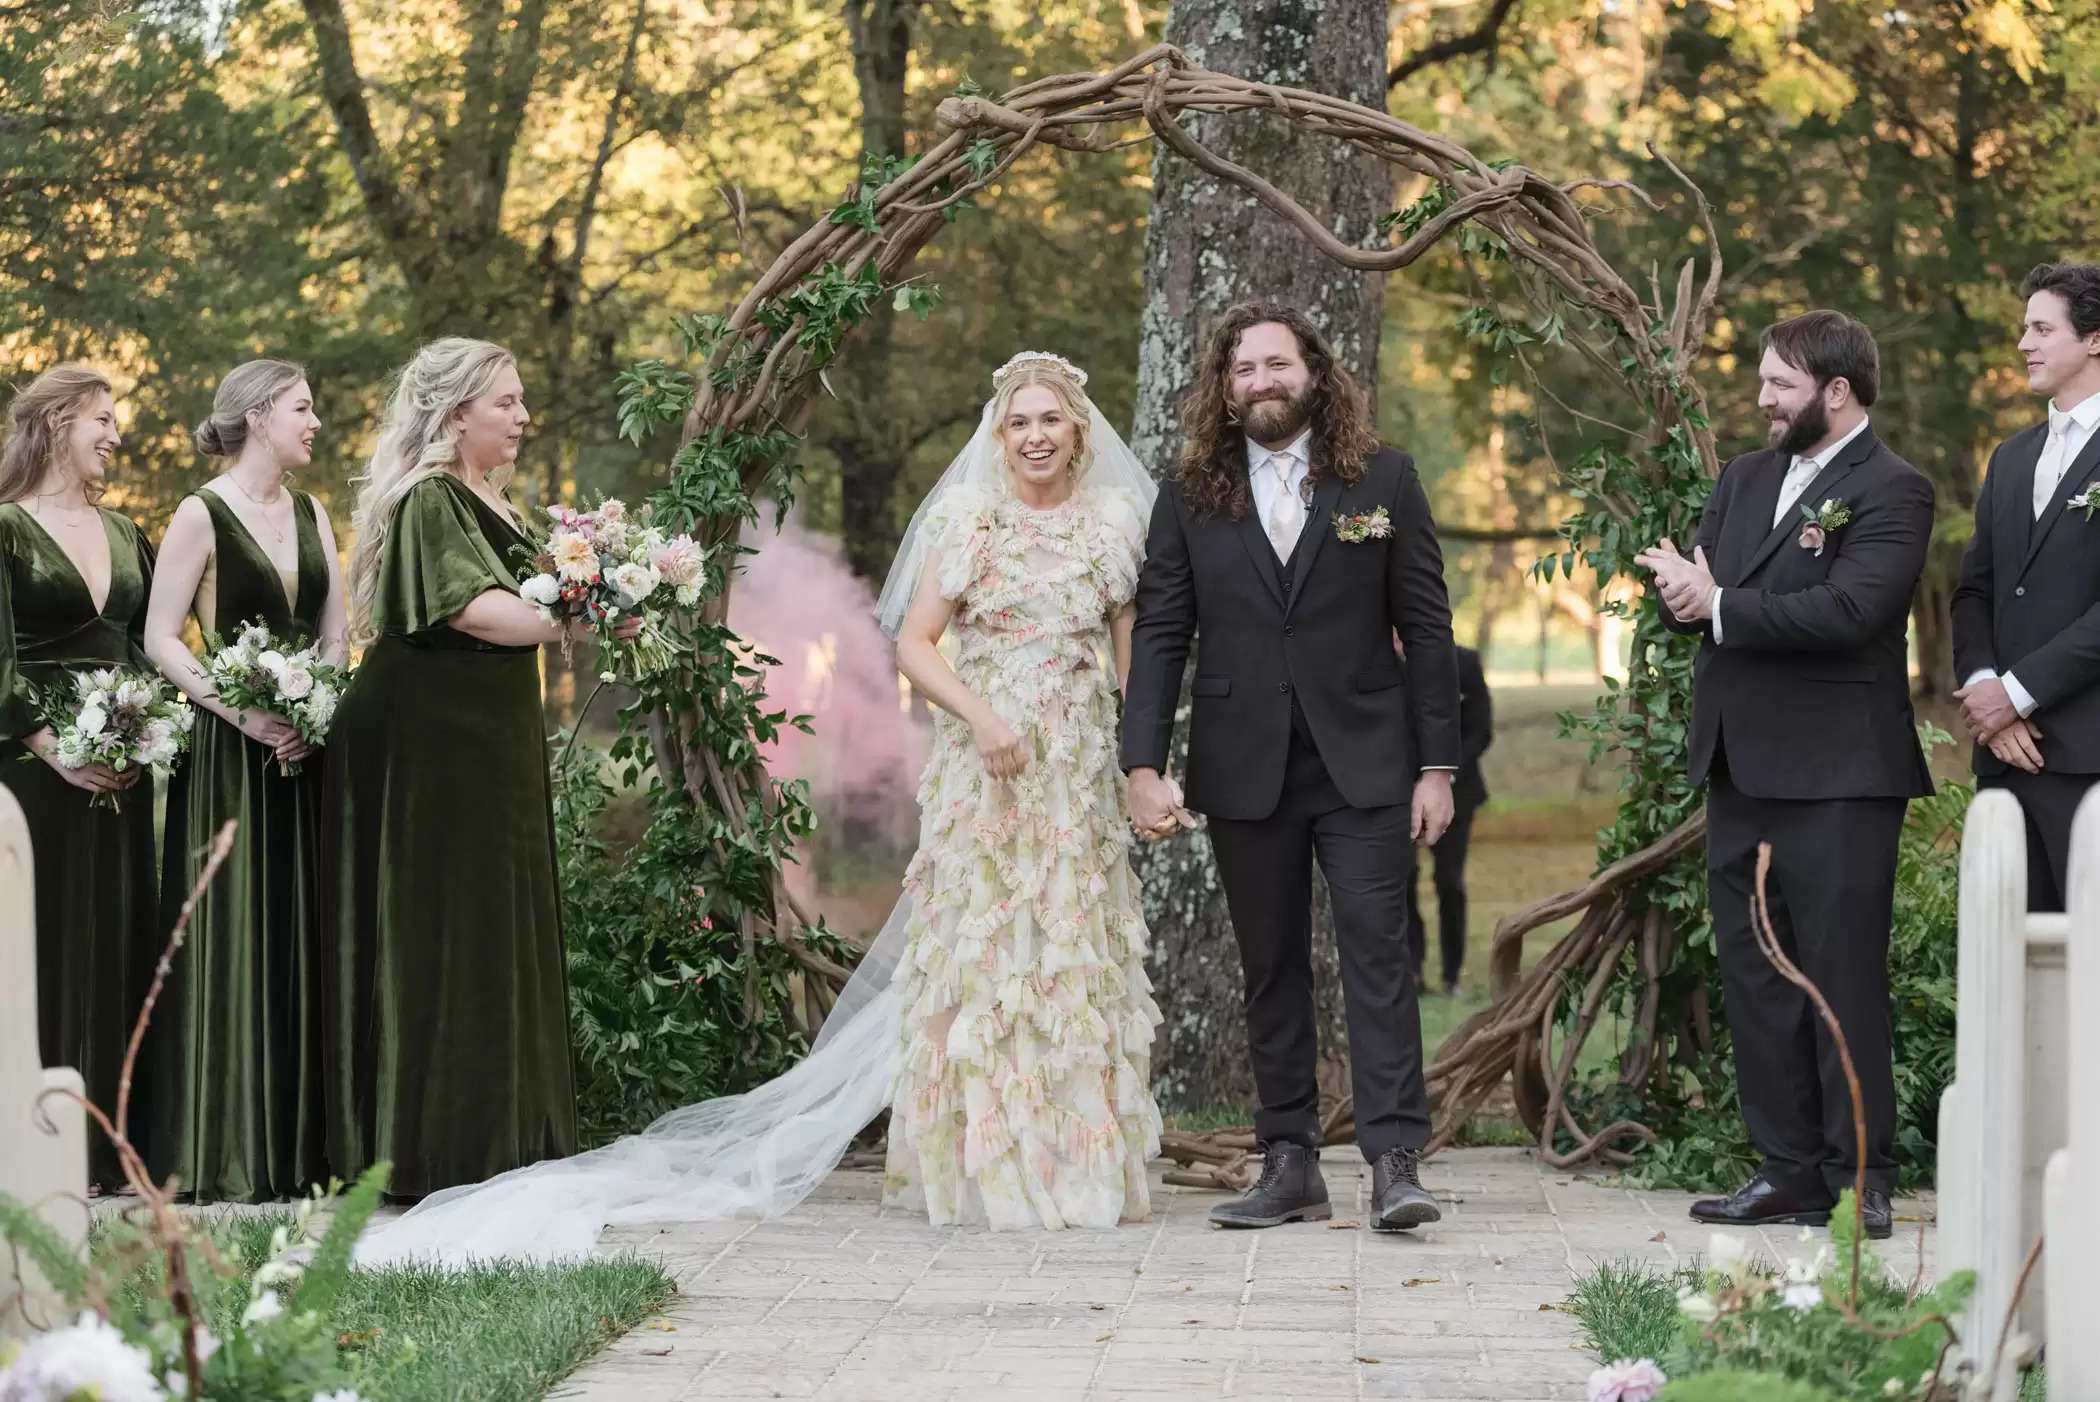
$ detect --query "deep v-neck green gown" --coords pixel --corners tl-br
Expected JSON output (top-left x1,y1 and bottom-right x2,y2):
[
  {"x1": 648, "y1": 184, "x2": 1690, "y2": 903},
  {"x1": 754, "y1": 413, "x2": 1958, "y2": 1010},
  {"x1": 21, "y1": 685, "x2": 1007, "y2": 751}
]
[
  {"x1": 320, "y1": 474, "x2": 577, "y2": 1196},
  {"x1": 0, "y1": 502, "x2": 161, "y2": 1190},
  {"x1": 145, "y1": 489, "x2": 332, "y2": 1200}
]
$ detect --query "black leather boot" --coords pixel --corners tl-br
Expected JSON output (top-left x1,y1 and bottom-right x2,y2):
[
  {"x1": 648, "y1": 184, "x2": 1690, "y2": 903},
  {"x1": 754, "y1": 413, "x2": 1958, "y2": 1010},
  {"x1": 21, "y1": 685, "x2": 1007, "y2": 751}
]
[
  {"x1": 1371, "y1": 1147, "x2": 1441, "y2": 1231},
  {"x1": 1209, "y1": 1142, "x2": 1331, "y2": 1228}
]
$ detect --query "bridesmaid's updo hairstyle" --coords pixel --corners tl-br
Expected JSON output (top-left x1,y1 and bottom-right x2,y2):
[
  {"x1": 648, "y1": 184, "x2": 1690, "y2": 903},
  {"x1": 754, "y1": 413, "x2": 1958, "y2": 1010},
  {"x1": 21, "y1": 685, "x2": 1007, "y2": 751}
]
[
  {"x1": 195, "y1": 359, "x2": 307, "y2": 458},
  {"x1": 0, "y1": 364, "x2": 113, "y2": 504},
  {"x1": 346, "y1": 337, "x2": 518, "y2": 643}
]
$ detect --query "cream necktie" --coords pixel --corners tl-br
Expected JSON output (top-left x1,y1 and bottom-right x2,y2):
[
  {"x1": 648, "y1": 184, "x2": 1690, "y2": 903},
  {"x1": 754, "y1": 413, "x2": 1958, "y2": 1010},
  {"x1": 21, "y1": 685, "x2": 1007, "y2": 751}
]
[
  {"x1": 1264, "y1": 455, "x2": 1304, "y2": 562},
  {"x1": 2033, "y1": 412, "x2": 2074, "y2": 520}
]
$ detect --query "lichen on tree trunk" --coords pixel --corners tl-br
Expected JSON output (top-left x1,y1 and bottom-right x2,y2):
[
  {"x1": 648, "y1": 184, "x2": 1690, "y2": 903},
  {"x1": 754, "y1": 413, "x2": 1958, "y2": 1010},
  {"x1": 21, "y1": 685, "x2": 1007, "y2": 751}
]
[{"x1": 1130, "y1": 0, "x2": 1392, "y2": 1118}]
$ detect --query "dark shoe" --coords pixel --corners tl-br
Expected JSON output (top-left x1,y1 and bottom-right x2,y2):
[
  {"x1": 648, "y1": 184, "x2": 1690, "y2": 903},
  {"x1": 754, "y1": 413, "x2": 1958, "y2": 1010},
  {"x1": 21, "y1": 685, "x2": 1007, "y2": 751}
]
[
  {"x1": 1689, "y1": 1172, "x2": 1836, "y2": 1229},
  {"x1": 1856, "y1": 1188, "x2": 1893, "y2": 1240},
  {"x1": 1371, "y1": 1147, "x2": 1442, "y2": 1231},
  {"x1": 1209, "y1": 1142, "x2": 1331, "y2": 1228}
]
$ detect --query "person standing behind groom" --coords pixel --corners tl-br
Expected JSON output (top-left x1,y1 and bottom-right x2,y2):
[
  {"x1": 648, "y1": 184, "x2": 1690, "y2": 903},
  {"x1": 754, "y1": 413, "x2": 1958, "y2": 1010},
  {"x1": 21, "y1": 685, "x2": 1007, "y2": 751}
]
[
  {"x1": 1406, "y1": 642, "x2": 1491, "y2": 997},
  {"x1": 1122, "y1": 302, "x2": 1462, "y2": 1233},
  {"x1": 1952, "y1": 263, "x2": 2100, "y2": 913},
  {"x1": 1636, "y1": 310, "x2": 1933, "y2": 1242}
]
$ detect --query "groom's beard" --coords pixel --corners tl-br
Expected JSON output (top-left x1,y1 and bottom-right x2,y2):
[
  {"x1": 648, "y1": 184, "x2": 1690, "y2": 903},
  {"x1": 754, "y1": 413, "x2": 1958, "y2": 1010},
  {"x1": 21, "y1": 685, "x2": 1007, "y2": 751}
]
[
  {"x1": 1237, "y1": 387, "x2": 1314, "y2": 445},
  {"x1": 1769, "y1": 394, "x2": 1830, "y2": 457}
]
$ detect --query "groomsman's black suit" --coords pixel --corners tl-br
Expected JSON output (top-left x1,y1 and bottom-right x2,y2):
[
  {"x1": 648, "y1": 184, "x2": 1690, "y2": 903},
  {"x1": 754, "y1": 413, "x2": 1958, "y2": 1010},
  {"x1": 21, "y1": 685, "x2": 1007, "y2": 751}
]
[
  {"x1": 1122, "y1": 444, "x2": 1461, "y2": 1161},
  {"x1": 1951, "y1": 415, "x2": 2100, "y2": 911},
  {"x1": 1659, "y1": 424, "x2": 1934, "y2": 1199},
  {"x1": 1407, "y1": 645, "x2": 1491, "y2": 989}
]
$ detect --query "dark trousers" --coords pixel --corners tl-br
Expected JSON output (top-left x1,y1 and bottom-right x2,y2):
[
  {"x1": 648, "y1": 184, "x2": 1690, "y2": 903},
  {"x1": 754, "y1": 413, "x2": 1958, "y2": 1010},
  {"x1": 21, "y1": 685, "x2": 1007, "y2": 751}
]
[
  {"x1": 1976, "y1": 768, "x2": 2100, "y2": 913},
  {"x1": 1406, "y1": 803, "x2": 1476, "y2": 988},
  {"x1": 1707, "y1": 764, "x2": 1905, "y2": 1197},
  {"x1": 1206, "y1": 729, "x2": 1429, "y2": 1161}
]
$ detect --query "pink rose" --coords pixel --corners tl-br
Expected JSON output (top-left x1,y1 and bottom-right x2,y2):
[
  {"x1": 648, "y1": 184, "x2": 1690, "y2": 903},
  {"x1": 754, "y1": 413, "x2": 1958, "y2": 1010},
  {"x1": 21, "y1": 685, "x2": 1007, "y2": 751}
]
[
  {"x1": 1587, "y1": 1359, "x2": 1667, "y2": 1402},
  {"x1": 1798, "y1": 522, "x2": 1826, "y2": 555}
]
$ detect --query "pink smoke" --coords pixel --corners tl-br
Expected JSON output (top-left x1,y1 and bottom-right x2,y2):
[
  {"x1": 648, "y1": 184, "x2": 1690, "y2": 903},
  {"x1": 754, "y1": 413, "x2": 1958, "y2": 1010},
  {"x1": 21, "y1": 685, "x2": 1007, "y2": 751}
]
[{"x1": 727, "y1": 510, "x2": 927, "y2": 926}]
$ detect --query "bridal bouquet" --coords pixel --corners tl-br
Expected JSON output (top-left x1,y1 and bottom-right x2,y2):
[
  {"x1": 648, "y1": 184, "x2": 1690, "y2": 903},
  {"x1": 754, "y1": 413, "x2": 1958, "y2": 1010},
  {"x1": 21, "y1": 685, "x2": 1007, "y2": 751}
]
[
  {"x1": 31, "y1": 666, "x2": 194, "y2": 810},
  {"x1": 203, "y1": 621, "x2": 349, "y2": 776},
  {"x1": 515, "y1": 497, "x2": 706, "y2": 681}
]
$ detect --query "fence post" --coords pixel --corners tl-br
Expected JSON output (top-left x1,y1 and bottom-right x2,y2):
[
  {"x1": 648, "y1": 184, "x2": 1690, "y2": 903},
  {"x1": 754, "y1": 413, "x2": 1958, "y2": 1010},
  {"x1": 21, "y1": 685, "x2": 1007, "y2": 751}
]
[
  {"x1": 0, "y1": 786, "x2": 88, "y2": 1339},
  {"x1": 2044, "y1": 788, "x2": 2100, "y2": 1399},
  {"x1": 1938, "y1": 788, "x2": 2029, "y2": 1400}
]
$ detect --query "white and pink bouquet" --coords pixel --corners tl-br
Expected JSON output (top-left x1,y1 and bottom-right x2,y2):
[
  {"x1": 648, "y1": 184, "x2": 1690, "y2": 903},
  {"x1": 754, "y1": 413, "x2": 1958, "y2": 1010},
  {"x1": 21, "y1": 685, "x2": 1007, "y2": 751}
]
[
  {"x1": 203, "y1": 622, "x2": 350, "y2": 776},
  {"x1": 31, "y1": 666, "x2": 194, "y2": 810},
  {"x1": 515, "y1": 497, "x2": 706, "y2": 681}
]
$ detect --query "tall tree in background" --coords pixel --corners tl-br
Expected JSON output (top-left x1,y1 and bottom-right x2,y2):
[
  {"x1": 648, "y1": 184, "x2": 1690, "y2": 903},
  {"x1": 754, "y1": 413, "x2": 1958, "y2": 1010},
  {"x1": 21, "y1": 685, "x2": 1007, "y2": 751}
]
[
  {"x1": 814, "y1": 0, "x2": 925, "y2": 581},
  {"x1": 1130, "y1": 0, "x2": 1392, "y2": 1110}
]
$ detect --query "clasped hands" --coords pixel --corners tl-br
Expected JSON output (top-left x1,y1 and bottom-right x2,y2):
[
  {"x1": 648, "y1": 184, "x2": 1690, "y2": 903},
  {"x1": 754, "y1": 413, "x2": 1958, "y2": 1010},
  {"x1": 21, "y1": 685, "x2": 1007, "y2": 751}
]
[
  {"x1": 1127, "y1": 768, "x2": 1197, "y2": 842},
  {"x1": 1633, "y1": 539, "x2": 1717, "y2": 622},
  {"x1": 1953, "y1": 676, "x2": 2044, "y2": 774}
]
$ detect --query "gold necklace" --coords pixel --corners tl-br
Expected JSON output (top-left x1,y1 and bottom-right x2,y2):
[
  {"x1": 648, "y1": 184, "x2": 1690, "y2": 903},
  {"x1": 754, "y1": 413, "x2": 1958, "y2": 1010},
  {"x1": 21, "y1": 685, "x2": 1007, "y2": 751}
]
[{"x1": 224, "y1": 474, "x2": 292, "y2": 549}]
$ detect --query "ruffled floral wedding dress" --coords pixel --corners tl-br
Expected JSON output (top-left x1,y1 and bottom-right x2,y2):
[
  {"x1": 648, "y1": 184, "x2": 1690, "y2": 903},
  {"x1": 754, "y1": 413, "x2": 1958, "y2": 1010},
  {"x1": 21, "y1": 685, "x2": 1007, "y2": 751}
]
[{"x1": 883, "y1": 484, "x2": 1163, "y2": 1229}]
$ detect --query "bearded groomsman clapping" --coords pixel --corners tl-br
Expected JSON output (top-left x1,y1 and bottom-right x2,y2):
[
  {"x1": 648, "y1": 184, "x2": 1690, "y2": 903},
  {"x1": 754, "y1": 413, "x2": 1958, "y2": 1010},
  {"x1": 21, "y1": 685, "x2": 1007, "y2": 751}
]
[
  {"x1": 1636, "y1": 311, "x2": 1935, "y2": 1241},
  {"x1": 1952, "y1": 263, "x2": 2100, "y2": 912}
]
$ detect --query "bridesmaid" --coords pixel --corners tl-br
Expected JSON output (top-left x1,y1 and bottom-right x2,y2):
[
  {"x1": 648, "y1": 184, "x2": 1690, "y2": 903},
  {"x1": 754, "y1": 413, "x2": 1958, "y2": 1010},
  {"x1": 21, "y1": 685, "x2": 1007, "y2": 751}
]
[
  {"x1": 321, "y1": 338, "x2": 633, "y2": 1197},
  {"x1": 0, "y1": 365, "x2": 161, "y2": 1192},
  {"x1": 141, "y1": 360, "x2": 346, "y2": 1201}
]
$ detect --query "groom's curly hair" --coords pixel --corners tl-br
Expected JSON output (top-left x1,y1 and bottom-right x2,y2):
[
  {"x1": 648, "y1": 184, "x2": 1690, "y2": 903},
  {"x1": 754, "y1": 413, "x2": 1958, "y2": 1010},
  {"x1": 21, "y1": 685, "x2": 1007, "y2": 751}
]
[{"x1": 1176, "y1": 302, "x2": 1379, "y2": 520}]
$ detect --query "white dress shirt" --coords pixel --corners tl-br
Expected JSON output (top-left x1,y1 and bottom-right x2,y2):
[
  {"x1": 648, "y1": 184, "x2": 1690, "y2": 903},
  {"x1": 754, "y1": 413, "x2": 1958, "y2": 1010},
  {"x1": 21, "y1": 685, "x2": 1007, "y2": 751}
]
[
  {"x1": 1710, "y1": 415, "x2": 1872, "y2": 643},
  {"x1": 1247, "y1": 429, "x2": 1312, "y2": 535},
  {"x1": 1965, "y1": 392, "x2": 2100, "y2": 717},
  {"x1": 1245, "y1": 430, "x2": 1452, "y2": 775}
]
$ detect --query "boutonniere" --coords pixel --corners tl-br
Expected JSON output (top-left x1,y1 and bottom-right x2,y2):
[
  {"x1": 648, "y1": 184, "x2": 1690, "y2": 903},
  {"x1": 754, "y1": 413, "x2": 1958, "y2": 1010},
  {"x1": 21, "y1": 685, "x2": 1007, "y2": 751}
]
[
  {"x1": 1333, "y1": 506, "x2": 1392, "y2": 544},
  {"x1": 1796, "y1": 497, "x2": 1851, "y2": 556},
  {"x1": 2068, "y1": 482, "x2": 2100, "y2": 520}
]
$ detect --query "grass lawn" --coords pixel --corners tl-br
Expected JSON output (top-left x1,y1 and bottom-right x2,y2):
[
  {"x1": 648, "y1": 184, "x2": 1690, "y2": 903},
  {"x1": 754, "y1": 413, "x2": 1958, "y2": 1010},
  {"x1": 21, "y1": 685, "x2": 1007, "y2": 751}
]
[{"x1": 105, "y1": 1211, "x2": 677, "y2": 1402}]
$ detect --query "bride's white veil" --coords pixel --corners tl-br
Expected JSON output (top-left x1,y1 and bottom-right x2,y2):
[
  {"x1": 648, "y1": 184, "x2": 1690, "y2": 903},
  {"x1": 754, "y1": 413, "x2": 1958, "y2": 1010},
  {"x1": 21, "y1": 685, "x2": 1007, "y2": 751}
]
[{"x1": 354, "y1": 352, "x2": 1156, "y2": 1267}]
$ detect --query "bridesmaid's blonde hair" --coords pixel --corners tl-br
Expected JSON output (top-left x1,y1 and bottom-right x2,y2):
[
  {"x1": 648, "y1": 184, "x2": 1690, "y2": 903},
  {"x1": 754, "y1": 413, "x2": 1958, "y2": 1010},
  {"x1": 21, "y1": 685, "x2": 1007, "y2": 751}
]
[
  {"x1": 346, "y1": 338, "x2": 517, "y2": 643},
  {"x1": 0, "y1": 364, "x2": 114, "y2": 504},
  {"x1": 195, "y1": 359, "x2": 307, "y2": 458}
]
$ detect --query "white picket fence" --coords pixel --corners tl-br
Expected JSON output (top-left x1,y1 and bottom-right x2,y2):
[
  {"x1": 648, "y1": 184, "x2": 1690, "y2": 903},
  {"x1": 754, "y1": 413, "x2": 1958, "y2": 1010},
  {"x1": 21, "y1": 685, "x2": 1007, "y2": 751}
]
[
  {"x1": 1939, "y1": 785, "x2": 2098, "y2": 1400},
  {"x1": 0, "y1": 786, "x2": 88, "y2": 1340}
]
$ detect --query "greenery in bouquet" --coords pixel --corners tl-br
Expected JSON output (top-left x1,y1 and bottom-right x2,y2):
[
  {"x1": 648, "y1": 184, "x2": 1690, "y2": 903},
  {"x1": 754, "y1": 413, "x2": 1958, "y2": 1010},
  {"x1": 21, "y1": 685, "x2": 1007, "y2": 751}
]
[
  {"x1": 29, "y1": 666, "x2": 193, "y2": 810},
  {"x1": 514, "y1": 498, "x2": 705, "y2": 683},
  {"x1": 203, "y1": 622, "x2": 350, "y2": 776}
]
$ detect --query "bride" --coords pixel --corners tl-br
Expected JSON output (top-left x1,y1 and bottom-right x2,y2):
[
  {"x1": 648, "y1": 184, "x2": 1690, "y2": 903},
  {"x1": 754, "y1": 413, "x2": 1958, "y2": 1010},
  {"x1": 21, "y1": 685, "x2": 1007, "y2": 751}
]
[{"x1": 357, "y1": 351, "x2": 1163, "y2": 1263}]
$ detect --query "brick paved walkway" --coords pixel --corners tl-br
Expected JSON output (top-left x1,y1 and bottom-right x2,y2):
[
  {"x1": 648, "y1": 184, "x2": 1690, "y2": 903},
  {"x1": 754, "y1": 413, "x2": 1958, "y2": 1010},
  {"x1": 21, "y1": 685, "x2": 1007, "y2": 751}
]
[{"x1": 555, "y1": 1146, "x2": 1937, "y2": 1402}]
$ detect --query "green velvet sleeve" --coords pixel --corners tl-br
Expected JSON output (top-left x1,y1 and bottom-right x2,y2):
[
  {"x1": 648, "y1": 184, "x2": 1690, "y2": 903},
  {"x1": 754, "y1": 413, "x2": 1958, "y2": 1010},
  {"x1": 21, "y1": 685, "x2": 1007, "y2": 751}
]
[
  {"x1": 371, "y1": 476, "x2": 521, "y2": 637},
  {"x1": 0, "y1": 525, "x2": 29, "y2": 743},
  {"x1": 123, "y1": 513, "x2": 156, "y2": 668}
]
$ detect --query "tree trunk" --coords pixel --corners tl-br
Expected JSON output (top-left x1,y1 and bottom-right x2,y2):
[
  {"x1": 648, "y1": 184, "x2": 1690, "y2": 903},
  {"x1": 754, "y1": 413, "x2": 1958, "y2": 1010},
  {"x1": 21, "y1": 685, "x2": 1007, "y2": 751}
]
[
  {"x1": 823, "y1": 0, "x2": 918, "y2": 581},
  {"x1": 1130, "y1": 0, "x2": 1391, "y2": 1117}
]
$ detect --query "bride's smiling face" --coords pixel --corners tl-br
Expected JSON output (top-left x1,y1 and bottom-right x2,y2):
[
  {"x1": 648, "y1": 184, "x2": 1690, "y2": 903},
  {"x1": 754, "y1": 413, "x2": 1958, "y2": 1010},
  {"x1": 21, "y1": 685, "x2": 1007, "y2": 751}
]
[{"x1": 1000, "y1": 383, "x2": 1079, "y2": 491}]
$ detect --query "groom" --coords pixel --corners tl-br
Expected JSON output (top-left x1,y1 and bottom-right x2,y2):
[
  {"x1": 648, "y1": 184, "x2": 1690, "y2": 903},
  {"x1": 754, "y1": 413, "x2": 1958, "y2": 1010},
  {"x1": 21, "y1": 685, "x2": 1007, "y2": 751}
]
[{"x1": 1122, "y1": 302, "x2": 1461, "y2": 1232}]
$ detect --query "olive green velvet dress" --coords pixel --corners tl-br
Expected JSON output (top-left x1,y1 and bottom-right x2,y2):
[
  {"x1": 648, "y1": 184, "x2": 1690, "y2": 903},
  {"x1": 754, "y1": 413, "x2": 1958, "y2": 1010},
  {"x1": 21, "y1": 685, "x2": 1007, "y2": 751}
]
[
  {"x1": 146, "y1": 490, "x2": 331, "y2": 1201},
  {"x1": 0, "y1": 503, "x2": 162, "y2": 1191},
  {"x1": 320, "y1": 474, "x2": 577, "y2": 1196}
]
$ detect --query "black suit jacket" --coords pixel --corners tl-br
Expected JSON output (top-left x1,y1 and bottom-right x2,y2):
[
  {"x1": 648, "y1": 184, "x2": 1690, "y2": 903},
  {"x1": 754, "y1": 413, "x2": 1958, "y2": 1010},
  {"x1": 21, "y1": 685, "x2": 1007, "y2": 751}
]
[
  {"x1": 1453, "y1": 644, "x2": 1491, "y2": 810},
  {"x1": 1658, "y1": 426, "x2": 1935, "y2": 802},
  {"x1": 1121, "y1": 444, "x2": 1462, "y2": 821},
  {"x1": 1951, "y1": 418, "x2": 2100, "y2": 776}
]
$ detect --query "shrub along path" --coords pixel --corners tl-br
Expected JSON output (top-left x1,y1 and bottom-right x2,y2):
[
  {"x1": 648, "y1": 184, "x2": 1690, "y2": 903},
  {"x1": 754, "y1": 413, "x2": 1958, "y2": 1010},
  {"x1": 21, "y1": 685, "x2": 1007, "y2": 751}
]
[{"x1": 554, "y1": 1146, "x2": 1937, "y2": 1402}]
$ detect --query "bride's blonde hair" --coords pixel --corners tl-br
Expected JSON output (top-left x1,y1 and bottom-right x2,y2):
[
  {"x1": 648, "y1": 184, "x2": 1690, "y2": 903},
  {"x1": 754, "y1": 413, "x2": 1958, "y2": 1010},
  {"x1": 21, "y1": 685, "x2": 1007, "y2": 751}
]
[
  {"x1": 990, "y1": 359, "x2": 1096, "y2": 482},
  {"x1": 346, "y1": 338, "x2": 517, "y2": 643}
]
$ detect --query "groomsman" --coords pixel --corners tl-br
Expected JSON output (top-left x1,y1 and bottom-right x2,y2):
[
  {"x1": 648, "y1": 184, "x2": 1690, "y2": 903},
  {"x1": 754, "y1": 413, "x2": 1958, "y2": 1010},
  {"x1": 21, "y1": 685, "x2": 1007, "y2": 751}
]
[
  {"x1": 1406, "y1": 643, "x2": 1491, "y2": 995},
  {"x1": 1636, "y1": 311, "x2": 1935, "y2": 1240},
  {"x1": 1951, "y1": 263, "x2": 2100, "y2": 912}
]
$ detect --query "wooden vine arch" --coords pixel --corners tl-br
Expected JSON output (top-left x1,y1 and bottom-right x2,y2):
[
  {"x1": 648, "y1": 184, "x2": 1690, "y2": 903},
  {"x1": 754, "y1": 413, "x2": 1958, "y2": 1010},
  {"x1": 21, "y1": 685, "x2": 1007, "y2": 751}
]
[{"x1": 668, "y1": 44, "x2": 1719, "y2": 1180}]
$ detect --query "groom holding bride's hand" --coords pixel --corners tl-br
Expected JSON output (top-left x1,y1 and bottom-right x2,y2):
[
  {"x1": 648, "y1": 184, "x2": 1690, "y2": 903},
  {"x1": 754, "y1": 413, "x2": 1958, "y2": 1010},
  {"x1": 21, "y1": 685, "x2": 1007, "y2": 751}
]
[{"x1": 1122, "y1": 302, "x2": 1461, "y2": 1233}]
